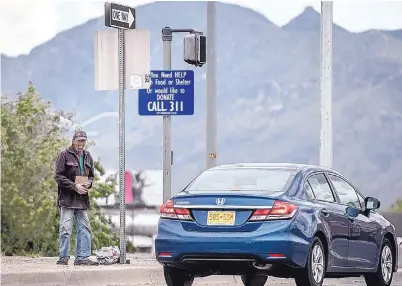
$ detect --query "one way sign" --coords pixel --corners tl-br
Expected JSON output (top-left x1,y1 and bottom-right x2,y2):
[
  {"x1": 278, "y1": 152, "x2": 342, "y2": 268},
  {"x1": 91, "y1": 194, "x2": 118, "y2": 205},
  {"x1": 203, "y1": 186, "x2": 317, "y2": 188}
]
[{"x1": 105, "y1": 2, "x2": 136, "y2": 30}]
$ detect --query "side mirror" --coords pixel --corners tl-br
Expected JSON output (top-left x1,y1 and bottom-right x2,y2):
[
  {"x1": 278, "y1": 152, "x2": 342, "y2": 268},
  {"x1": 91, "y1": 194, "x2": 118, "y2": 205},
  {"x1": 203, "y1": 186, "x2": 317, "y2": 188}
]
[{"x1": 365, "y1": 197, "x2": 380, "y2": 210}]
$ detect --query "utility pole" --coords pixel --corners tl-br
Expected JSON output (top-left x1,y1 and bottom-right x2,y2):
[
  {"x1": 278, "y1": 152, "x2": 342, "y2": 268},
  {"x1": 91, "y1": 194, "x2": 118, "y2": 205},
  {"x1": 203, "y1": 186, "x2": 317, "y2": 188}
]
[
  {"x1": 206, "y1": 1, "x2": 217, "y2": 169},
  {"x1": 319, "y1": 2, "x2": 333, "y2": 168},
  {"x1": 158, "y1": 27, "x2": 206, "y2": 202},
  {"x1": 162, "y1": 28, "x2": 173, "y2": 203}
]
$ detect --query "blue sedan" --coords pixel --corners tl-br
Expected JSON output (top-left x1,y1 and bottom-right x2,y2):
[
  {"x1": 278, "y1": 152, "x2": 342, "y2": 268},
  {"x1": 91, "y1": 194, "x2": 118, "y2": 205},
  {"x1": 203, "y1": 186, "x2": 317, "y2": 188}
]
[{"x1": 155, "y1": 163, "x2": 399, "y2": 286}]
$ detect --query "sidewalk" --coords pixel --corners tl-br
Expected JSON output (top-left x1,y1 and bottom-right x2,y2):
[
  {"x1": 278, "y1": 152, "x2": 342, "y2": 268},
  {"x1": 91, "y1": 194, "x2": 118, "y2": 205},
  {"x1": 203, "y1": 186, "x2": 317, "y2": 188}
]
[
  {"x1": 1, "y1": 255, "x2": 162, "y2": 286},
  {"x1": 1, "y1": 254, "x2": 156, "y2": 272},
  {"x1": 1, "y1": 255, "x2": 239, "y2": 286}
]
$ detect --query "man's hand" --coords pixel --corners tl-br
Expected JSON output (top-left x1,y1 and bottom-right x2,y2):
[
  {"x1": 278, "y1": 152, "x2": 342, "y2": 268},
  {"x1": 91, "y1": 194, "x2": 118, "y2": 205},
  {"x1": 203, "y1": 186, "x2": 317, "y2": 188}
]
[
  {"x1": 83, "y1": 182, "x2": 92, "y2": 188},
  {"x1": 75, "y1": 184, "x2": 88, "y2": 195}
]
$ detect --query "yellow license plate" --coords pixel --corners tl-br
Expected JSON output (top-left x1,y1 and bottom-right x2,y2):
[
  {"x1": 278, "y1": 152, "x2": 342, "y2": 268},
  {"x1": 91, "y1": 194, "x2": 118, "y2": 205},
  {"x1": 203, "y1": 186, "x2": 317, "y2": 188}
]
[{"x1": 207, "y1": 211, "x2": 236, "y2": 226}]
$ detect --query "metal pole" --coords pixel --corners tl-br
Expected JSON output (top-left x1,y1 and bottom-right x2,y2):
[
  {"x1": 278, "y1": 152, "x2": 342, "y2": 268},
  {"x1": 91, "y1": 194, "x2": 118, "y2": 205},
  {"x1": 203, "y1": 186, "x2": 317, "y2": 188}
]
[
  {"x1": 319, "y1": 2, "x2": 333, "y2": 168},
  {"x1": 118, "y1": 28, "x2": 127, "y2": 264},
  {"x1": 162, "y1": 28, "x2": 173, "y2": 203},
  {"x1": 132, "y1": 208, "x2": 135, "y2": 244},
  {"x1": 206, "y1": 1, "x2": 217, "y2": 169}
]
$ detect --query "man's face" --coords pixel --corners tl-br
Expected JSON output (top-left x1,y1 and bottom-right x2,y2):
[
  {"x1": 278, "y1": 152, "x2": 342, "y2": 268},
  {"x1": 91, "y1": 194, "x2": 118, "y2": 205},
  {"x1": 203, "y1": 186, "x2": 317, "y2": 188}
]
[{"x1": 73, "y1": 139, "x2": 86, "y2": 151}]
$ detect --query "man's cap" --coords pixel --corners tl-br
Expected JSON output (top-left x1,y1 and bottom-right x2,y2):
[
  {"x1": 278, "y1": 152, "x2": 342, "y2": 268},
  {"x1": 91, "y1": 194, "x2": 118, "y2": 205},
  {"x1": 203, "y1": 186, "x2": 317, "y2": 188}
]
[{"x1": 73, "y1": 130, "x2": 87, "y2": 140}]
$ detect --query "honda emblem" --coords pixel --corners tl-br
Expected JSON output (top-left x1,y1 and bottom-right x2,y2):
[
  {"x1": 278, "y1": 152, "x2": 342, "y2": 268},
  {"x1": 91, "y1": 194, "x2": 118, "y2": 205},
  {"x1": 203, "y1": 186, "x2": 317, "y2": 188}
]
[{"x1": 216, "y1": 198, "x2": 225, "y2": 205}]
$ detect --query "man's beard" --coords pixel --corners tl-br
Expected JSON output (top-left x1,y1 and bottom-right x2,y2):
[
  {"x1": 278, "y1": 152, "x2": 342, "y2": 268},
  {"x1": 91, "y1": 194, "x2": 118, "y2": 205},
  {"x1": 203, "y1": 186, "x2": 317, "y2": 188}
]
[{"x1": 74, "y1": 145, "x2": 84, "y2": 152}]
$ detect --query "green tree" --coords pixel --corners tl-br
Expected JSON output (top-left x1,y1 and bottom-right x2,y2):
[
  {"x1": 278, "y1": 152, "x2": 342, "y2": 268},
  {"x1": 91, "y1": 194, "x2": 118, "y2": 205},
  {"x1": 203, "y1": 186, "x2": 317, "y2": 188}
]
[{"x1": 1, "y1": 83, "x2": 134, "y2": 256}]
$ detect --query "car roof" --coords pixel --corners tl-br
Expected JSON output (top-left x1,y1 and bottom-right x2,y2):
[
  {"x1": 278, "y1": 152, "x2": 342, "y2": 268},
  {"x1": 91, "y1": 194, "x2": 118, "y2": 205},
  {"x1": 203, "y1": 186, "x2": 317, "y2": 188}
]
[{"x1": 208, "y1": 162, "x2": 334, "y2": 173}]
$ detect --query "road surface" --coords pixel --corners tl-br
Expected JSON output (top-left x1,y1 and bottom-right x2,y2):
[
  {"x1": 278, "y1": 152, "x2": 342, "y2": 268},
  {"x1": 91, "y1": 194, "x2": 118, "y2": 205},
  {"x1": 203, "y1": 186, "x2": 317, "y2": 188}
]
[
  {"x1": 1, "y1": 256, "x2": 401, "y2": 286},
  {"x1": 104, "y1": 275, "x2": 402, "y2": 286}
]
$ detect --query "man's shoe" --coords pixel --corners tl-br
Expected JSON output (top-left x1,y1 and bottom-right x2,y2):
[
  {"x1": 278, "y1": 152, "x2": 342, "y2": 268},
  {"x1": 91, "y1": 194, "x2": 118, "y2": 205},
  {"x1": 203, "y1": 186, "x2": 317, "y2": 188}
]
[
  {"x1": 56, "y1": 257, "x2": 69, "y2": 265},
  {"x1": 74, "y1": 258, "x2": 99, "y2": 266}
]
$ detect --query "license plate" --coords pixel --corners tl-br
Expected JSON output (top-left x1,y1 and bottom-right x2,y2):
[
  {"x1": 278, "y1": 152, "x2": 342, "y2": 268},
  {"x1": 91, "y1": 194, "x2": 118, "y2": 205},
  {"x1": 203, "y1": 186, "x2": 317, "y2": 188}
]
[{"x1": 207, "y1": 211, "x2": 236, "y2": 226}]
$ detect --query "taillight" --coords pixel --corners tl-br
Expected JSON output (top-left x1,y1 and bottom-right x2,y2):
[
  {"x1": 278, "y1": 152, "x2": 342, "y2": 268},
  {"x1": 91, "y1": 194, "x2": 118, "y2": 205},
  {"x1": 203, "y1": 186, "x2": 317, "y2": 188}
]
[
  {"x1": 249, "y1": 200, "x2": 298, "y2": 221},
  {"x1": 160, "y1": 199, "x2": 193, "y2": 221}
]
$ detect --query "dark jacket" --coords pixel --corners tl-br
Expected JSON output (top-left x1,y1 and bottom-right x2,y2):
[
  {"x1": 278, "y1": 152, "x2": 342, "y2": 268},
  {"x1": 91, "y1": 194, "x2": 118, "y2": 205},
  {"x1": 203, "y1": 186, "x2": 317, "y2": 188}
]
[{"x1": 54, "y1": 146, "x2": 95, "y2": 209}]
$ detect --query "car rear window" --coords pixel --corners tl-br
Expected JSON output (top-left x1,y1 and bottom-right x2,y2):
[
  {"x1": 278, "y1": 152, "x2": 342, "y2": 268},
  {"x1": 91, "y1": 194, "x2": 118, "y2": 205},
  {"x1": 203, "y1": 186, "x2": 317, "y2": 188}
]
[{"x1": 185, "y1": 168, "x2": 295, "y2": 193}]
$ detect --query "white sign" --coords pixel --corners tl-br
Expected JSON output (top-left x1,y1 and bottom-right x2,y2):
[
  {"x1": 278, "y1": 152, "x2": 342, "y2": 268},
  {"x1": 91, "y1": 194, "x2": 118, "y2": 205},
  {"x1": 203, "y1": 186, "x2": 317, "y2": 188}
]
[
  {"x1": 111, "y1": 9, "x2": 134, "y2": 27},
  {"x1": 94, "y1": 29, "x2": 151, "y2": 91}
]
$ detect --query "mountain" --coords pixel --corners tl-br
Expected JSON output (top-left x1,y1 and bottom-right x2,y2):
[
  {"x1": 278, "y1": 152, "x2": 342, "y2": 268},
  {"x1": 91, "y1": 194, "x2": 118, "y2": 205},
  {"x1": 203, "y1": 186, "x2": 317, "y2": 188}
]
[
  {"x1": 386, "y1": 29, "x2": 402, "y2": 40},
  {"x1": 283, "y1": 6, "x2": 347, "y2": 33},
  {"x1": 2, "y1": 2, "x2": 402, "y2": 206}
]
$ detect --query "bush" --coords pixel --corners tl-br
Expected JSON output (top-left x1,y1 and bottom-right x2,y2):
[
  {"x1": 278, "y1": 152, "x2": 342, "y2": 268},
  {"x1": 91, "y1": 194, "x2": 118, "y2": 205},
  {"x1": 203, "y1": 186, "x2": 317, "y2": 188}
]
[{"x1": 1, "y1": 83, "x2": 134, "y2": 256}]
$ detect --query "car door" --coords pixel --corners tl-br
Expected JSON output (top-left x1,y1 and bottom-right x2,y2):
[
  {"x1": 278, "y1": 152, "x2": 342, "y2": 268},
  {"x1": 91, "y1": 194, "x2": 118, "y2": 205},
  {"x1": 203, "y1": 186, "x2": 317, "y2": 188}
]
[
  {"x1": 353, "y1": 191, "x2": 382, "y2": 269},
  {"x1": 306, "y1": 173, "x2": 352, "y2": 269},
  {"x1": 327, "y1": 174, "x2": 379, "y2": 269}
]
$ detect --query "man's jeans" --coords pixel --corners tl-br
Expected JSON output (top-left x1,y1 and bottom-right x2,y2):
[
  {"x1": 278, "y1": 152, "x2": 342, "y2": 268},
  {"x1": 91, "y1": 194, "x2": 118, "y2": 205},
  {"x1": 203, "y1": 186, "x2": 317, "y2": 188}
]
[{"x1": 59, "y1": 207, "x2": 92, "y2": 260}]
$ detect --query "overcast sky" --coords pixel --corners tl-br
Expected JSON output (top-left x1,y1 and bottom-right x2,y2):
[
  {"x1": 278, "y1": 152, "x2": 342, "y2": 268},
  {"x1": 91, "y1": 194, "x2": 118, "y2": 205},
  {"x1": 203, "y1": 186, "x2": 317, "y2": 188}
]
[{"x1": 1, "y1": 0, "x2": 402, "y2": 57}]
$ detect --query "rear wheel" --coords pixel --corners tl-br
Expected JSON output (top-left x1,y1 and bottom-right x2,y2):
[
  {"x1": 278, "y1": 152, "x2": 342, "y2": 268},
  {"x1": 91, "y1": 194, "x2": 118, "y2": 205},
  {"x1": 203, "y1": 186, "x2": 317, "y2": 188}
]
[
  {"x1": 364, "y1": 238, "x2": 394, "y2": 286},
  {"x1": 163, "y1": 266, "x2": 194, "y2": 286},
  {"x1": 241, "y1": 274, "x2": 268, "y2": 286},
  {"x1": 295, "y1": 237, "x2": 326, "y2": 286}
]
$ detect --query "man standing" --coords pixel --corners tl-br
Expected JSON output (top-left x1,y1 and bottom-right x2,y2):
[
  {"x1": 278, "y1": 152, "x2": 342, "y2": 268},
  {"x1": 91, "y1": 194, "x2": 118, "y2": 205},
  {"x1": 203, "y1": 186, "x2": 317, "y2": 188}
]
[{"x1": 54, "y1": 130, "x2": 99, "y2": 265}]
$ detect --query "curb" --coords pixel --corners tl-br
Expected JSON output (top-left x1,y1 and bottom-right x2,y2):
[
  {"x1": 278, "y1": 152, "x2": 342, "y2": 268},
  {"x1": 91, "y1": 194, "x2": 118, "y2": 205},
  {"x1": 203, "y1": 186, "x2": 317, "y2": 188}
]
[
  {"x1": 1, "y1": 266, "x2": 238, "y2": 286},
  {"x1": 1, "y1": 266, "x2": 162, "y2": 286},
  {"x1": 2, "y1": 252, "x2": 401, "y2": 286},
  {"x1": 2, "y1": 266, "x2": 401, "y2": 285}
]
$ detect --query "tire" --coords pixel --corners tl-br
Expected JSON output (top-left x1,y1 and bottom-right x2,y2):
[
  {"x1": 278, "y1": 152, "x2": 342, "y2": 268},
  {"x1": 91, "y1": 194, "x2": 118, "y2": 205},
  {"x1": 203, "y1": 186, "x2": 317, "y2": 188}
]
[
  {"x1": 241, "y1": 274, "x2": 268, "y2": 286},
  {"x1": 163, "y1": 266, "x2": 194, "y2": 286},
  {"x1": 364, "y1": 238, "x2": 394, "y2": 286},
  {"x1": 295, "y1": 237, "x2": 326, "y2": 286}
]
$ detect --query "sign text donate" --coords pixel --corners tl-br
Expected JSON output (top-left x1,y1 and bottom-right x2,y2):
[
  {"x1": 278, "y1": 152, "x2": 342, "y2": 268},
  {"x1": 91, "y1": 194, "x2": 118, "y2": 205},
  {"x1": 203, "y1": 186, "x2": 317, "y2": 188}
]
[{"x1": 138, "y1": 70, "x2": 195, "y2": 116}]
